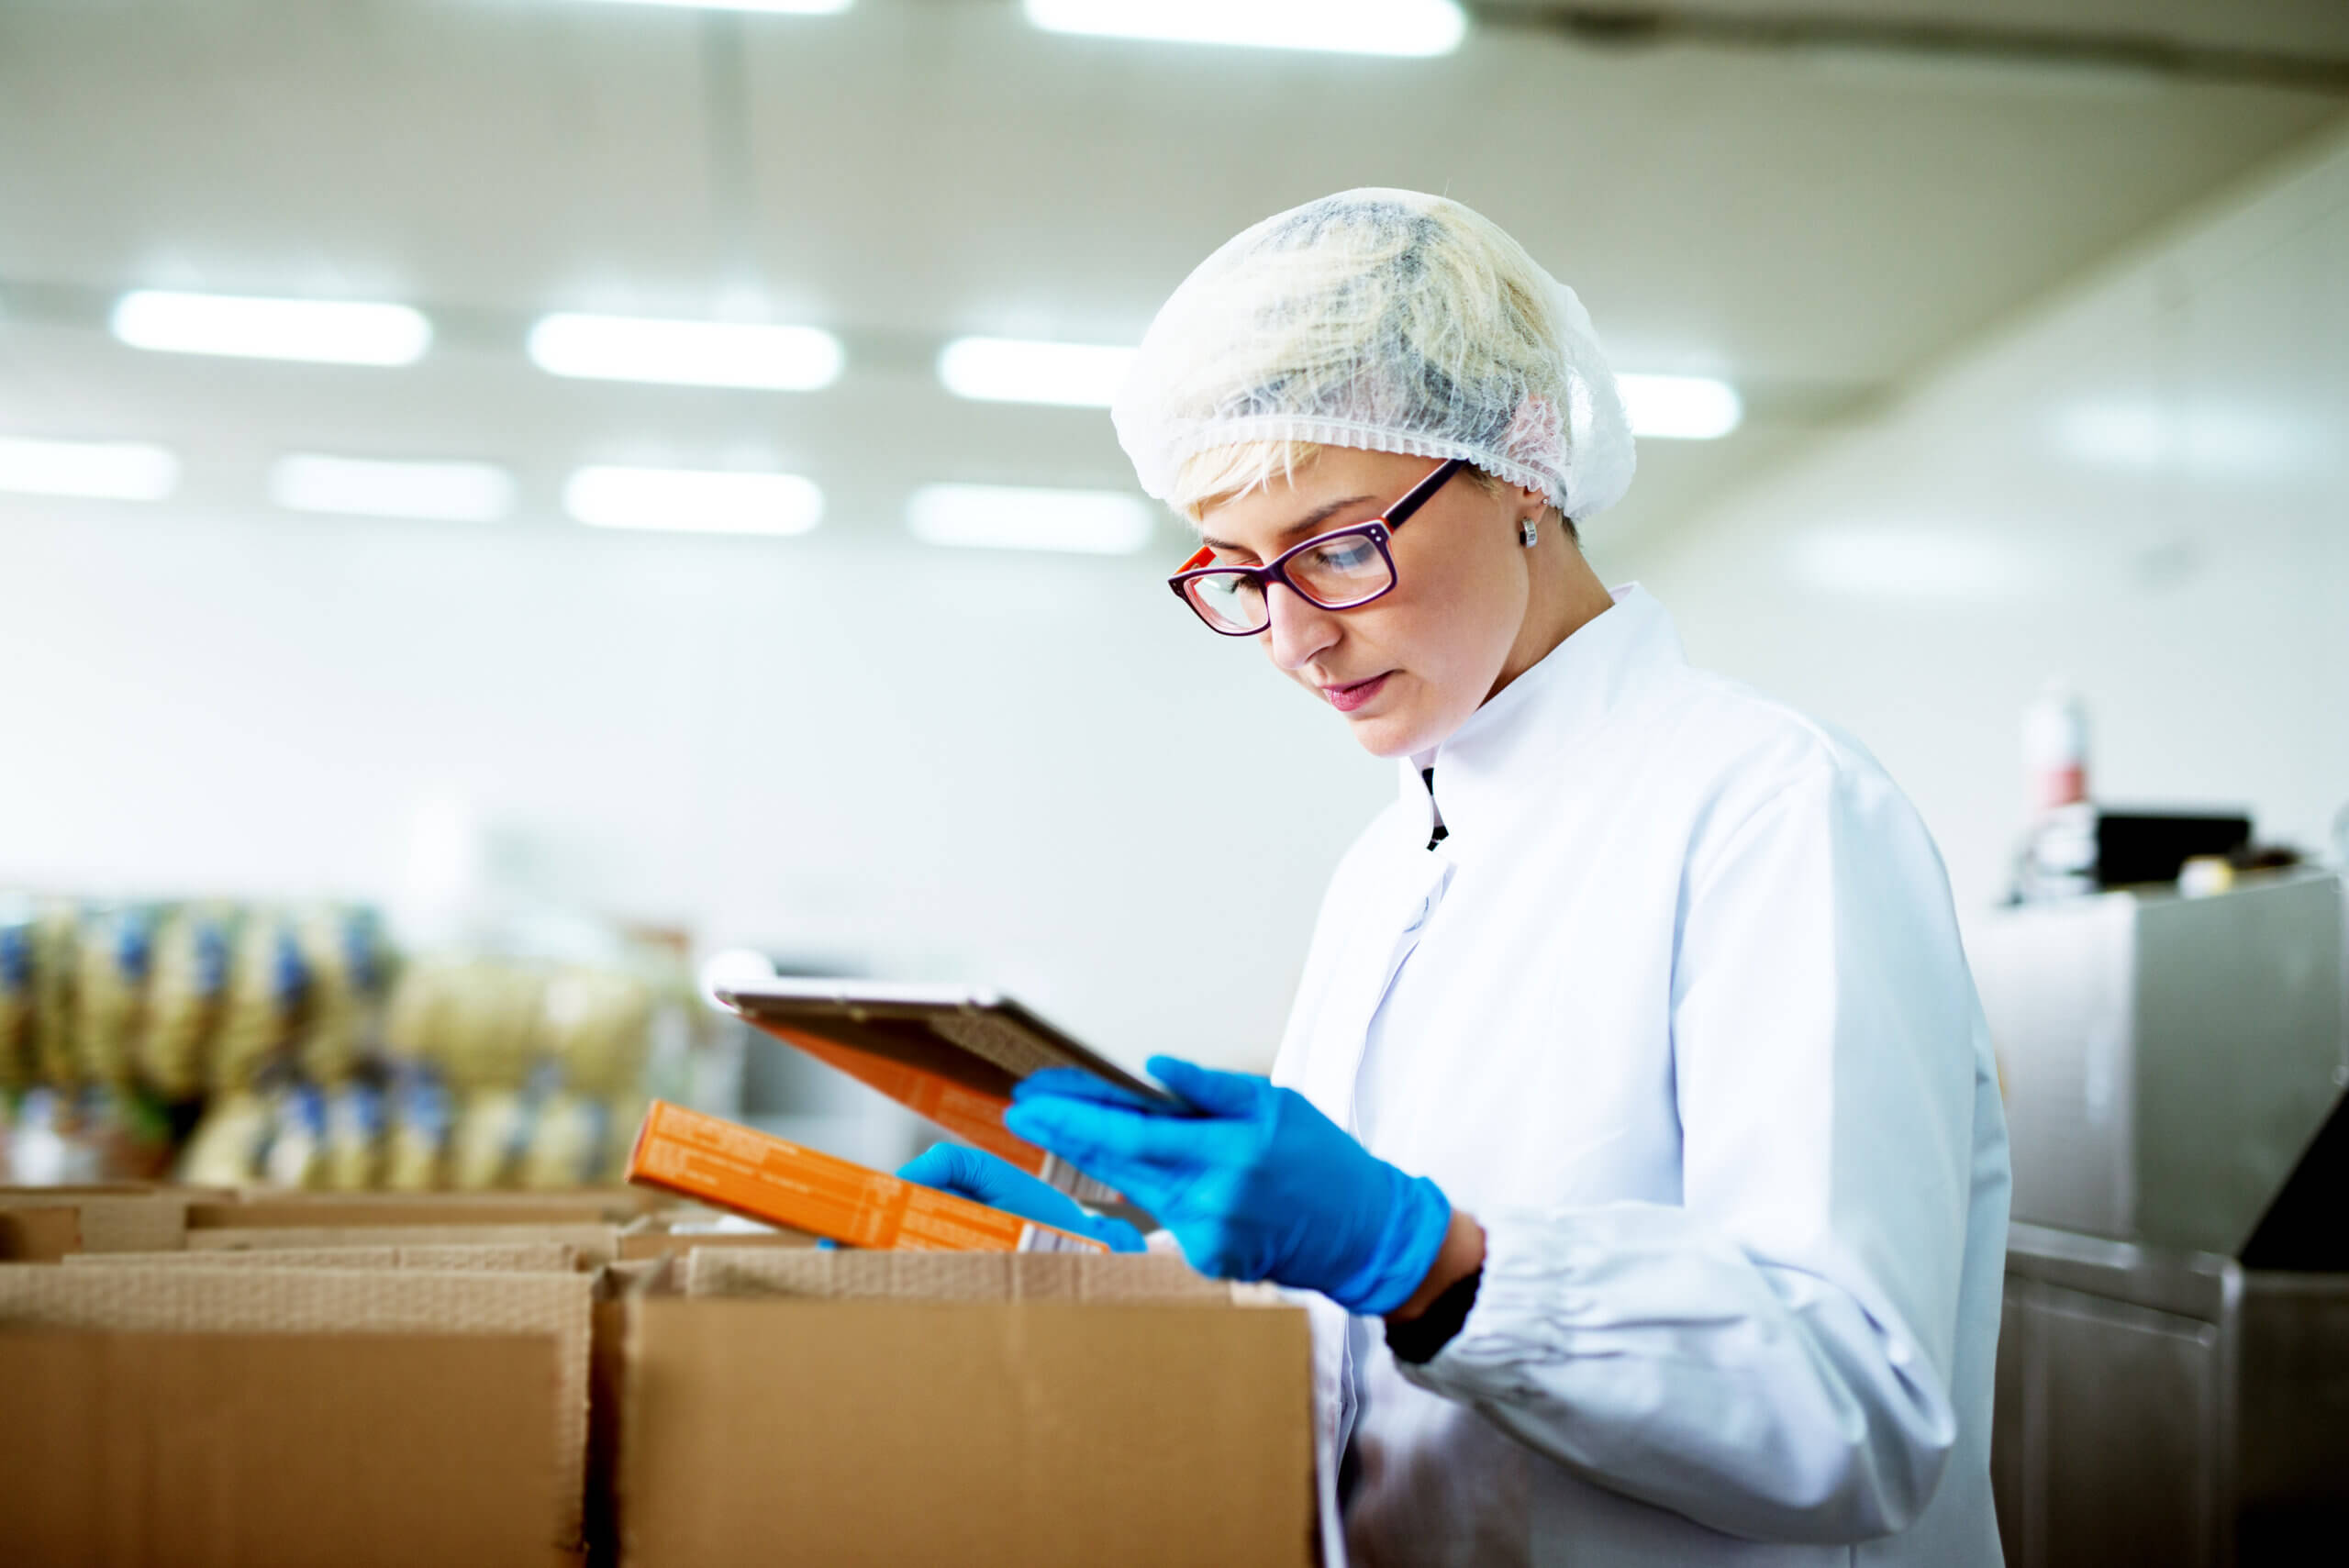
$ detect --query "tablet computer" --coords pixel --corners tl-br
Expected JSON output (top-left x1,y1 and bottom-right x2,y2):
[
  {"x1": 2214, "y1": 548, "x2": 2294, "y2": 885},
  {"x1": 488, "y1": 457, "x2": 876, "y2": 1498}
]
[{"x1": 713, "y1": 977, "x2": 1181, "y2": 1207}]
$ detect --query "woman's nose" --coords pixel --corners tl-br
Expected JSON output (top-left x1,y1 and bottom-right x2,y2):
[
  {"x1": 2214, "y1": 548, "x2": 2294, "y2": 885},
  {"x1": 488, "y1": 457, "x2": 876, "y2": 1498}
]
[{"x1": 1263, "y1": 584, "x2": 1341, "y2": 672}]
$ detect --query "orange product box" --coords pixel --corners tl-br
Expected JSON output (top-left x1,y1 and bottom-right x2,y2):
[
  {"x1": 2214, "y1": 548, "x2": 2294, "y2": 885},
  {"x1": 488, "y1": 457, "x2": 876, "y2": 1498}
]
[{"x1": 625, "y1": 1100, "x2": 1108, "y2": 1255}]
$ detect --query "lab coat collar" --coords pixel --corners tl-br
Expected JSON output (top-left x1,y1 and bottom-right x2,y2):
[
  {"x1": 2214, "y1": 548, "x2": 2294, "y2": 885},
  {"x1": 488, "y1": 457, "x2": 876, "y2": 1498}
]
[{"x1": 1397, "y1": 584, "x2": 1682, "y2": 851}]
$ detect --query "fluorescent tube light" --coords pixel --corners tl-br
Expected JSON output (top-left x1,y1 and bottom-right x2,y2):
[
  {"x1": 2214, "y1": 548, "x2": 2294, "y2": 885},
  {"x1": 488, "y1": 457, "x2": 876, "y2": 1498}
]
[
  {"x1": 1617, "y1": 373, "x2": 1743, "y2": 440},
  {"x1": 567, "y1": 0, "x2": 853, "y2": 13},
  {"x1": 563, "y1": 465, "x2": 822, "y2": 536},
  {"x1": 110, "y1": 290, "x2": 432, "y2": 366},
  {"x1": 907, "y1": 484, "x2": 1154, "y2": 554},
  {"x1": 1025, "y1": 0, "x2": 1465, "y2": 56},
  {"x1": 269, "y1": 454, "x2": 517, "y2": 523},
  {"x1": 528, "y1": 314, "x2": 843, "y2": 391},
  {"x1": 0, "y1": 436, "x2": 180, "y2": 501},
  {"x1": 937, "y1": 338, "x2": 1137, "y2": 407}
]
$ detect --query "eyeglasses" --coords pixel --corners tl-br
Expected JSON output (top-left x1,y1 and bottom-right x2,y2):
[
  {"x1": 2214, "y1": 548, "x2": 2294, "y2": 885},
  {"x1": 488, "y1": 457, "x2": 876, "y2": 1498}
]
[{"x1": 1167, "y1": 457, "x2": 1466, "y2": 637}]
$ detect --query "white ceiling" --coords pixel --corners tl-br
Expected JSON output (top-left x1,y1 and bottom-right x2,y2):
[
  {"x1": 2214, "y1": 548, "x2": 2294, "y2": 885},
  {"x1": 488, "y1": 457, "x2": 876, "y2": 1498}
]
[{"x1": 1, "y1": 0, "x2": 2343, "y2": 548}]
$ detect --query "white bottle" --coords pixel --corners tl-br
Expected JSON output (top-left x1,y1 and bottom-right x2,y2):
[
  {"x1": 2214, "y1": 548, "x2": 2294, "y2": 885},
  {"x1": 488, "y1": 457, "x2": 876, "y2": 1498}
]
[
  {"x1": 2022, "y1": 680, "x2": 2089, "y2": 818},
  {"x1": 2018, "y1": 682, "x2": 2096, "y2": 900}
]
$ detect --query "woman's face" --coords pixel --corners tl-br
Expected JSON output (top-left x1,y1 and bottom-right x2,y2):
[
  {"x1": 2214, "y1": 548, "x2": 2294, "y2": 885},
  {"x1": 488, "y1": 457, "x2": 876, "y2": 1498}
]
[{"x1": 1194, "y1": 448, "x2": 1539, "y2": 759}]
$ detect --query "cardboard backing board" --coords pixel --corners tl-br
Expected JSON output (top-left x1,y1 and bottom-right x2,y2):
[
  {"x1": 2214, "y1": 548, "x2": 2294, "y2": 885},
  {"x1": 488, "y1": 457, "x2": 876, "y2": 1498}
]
[
  {"x1": 0, "y1": 1264, "x2": 595, "y2": 1547},
  {"x1": 616, "y1": 1229, "x2": 814, "y2": 1262},
  {"x1": 187, "y1": 1194, "x2": 640, "y2": 1229},
  {"x1": 0, "y1": 1330, "x2": 560, "y2": 1568},
  {"x1": 682, "y1": 1247, "x2": 1233, "y2": 1303},
  {"x1": 65, "y1": 1240, "x2": 579, "y2": 1273},
  {"x1": 620, "y1": 1294, "x2": 1314, "y2": 1568},
  {"x1": 0, "y1": 1204, "x2": 84, "y2": 1262},
  {"x1": 0, "y1": 1192, "x2": 191, "y2": 1260},
  {"x1": 187, "y1": 1223, "x2": 618, "y2": 1265}
]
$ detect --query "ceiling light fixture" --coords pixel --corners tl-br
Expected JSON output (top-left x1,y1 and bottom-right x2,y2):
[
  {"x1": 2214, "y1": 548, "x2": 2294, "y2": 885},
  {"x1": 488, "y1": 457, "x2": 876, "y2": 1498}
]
[
  {"x1": 1617, "y1": 373, "x2": 1744, "y2": 440},
  {"x1": 907, "y1": 484, "x2": 1155, "y2": 554},
  {"x1": 937, "y1": 337, "x2": 1137, "y2": 407},
  {"x1": 269, "y1": 454, "x2": 518, "y2": 523},
  {"x1": 1025, "y1": 0, "x2": 1465, "y2": 56},
  {"x1": 0, "y1": 436, "x2": 181, "y2": 502},
  {"x1": 110, "y1": 290, "x2": 432, "y2": 366},
  {"x1": 563, "y1": 466, "x2": 823, "y2": 536},
  {"x1": 565, "y1": 1, "x2": 853, "y2": 15},
  {"x1": 528, "y1": 314, "x2": 844, "y2": 391}
]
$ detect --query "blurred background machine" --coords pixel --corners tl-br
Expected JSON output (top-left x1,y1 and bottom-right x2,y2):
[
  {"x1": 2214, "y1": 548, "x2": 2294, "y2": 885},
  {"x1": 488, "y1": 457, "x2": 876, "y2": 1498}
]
[{"x1": 1970, "y1": 868, "x2": 2349, "y2": 1567}]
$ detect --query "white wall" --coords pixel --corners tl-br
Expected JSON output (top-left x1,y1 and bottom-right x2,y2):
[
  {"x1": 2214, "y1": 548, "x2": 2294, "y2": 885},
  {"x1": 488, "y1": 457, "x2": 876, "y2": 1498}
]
[
  {"x1": 1625, "y1": 117, "x2": 2349, "y2": 916},
  {"x1": 10, "y1": 114, "x2": 2344, "y2": 1084},
  {"x1": 0, "y1": 500, "x2": 1394, "y2": 1074}
]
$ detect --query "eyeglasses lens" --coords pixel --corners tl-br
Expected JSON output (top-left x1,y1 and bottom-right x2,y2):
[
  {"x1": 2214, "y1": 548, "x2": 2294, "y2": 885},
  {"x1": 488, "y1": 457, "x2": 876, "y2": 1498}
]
[
  {"x1": 1186, "y1": 573, "x2": 1266, "y2": 634},
  {"x1": 1286, "y1": 532, "x2": 1392, "y2": 607}
]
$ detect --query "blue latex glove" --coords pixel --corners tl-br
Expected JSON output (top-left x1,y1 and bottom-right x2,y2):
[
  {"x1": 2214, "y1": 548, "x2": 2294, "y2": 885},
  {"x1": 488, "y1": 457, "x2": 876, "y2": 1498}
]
[
  {"x1": 1002, "y1": 1056, "x2": 1452, "y2": 1315},
  {"x1": 895, "y1": 1142, "x2": 1147, "y2": 1253}
]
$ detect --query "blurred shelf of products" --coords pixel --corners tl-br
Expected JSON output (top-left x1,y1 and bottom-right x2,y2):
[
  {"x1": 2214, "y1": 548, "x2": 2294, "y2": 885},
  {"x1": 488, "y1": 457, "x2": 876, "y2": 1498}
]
[{"x1": 0, "y1": 893, "x2": 727, "y2": 1192}]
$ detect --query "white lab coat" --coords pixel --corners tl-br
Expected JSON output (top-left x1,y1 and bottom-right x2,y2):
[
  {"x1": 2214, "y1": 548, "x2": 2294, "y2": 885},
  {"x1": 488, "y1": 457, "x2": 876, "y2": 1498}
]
[{"x1": 1271, "y1": 584, "x2": 2010, "y2": 1567}]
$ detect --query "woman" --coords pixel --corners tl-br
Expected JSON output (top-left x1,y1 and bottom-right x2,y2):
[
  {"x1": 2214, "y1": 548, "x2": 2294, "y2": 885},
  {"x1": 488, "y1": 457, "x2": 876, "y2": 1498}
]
[{"x1": 902, "y1": 189, "x2": 2009, "y2": 1567}]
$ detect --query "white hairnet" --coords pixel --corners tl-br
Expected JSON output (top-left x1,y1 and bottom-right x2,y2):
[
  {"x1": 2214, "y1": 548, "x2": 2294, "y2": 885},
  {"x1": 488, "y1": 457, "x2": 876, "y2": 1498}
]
[{"x1": 1113, "y1": 188, "x2": 1636, "y2": 521}]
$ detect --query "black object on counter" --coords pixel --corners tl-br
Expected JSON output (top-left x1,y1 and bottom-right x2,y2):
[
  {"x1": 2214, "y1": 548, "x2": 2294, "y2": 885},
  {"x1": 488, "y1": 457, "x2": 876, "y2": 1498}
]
[{"x1": 2095, "y1": 810, "x2": 2252, "y2": 887}]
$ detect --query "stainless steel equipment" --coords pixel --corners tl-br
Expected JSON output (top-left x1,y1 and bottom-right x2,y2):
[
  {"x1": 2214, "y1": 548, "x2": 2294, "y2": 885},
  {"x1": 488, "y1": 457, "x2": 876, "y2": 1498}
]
[
  {"x1": 1968, "y1": 870, "x2": 2346, "y2": 1256},
  {"x1": 1996, "y1": 1224, "x2": 2349, "y2": 1568},
  {"x1": 1970, "y1": 870, "x2": 2349, "y2": 1567}
]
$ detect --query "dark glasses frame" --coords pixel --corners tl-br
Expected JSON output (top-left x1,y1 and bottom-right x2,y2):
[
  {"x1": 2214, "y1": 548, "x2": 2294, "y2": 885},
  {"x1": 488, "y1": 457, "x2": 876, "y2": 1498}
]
[{"x1": 1166, "y1": 457, "x2": 1468, "y2": 637}]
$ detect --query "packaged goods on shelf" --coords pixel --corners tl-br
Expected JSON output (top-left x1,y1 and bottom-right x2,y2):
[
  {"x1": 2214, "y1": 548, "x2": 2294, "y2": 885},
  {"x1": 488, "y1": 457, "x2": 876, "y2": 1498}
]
[
  {"x1": 0, "y1": 901, "x2": 30, "y2": 1092},
  {"x1": 4, "y1": 884, "x2": 701, "y2": 1194},
  {"x1": 138, "y1": 903, "x2": 232, "y2": 1099},
  {"x1": 72, "y1": 905, "x2": 150, "y2": 1087}
]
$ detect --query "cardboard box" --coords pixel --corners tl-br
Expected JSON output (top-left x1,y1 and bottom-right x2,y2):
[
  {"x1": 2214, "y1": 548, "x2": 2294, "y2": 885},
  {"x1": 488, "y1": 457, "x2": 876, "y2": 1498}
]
[
  {"x1": 0, "y1": 1263, "x2": 595, "y2": 1547},
  {"x1": 186, "y1": 1223, "x2": 619, "y2": 1264},
  {"x1": 64, "y1": 1240, "x2": 580, "y2": 1273},
  {"x1": 616, "y1": 1251, "x2": 1313, "y2": 1568},
  {"x1": 187, "y1": 1192, "x2": 644, "y2": 1230},
  {"x1": 627, "y1": 1099, "x2": 1106, "y2": 1253},
  {"x1": 615, "y1": 1229, "x2": 815, "y2": 1262},
  {"x1": 0, "y1": 1190, "x2": 192, "y2": 1260},
  {"x1": 0, "y1": 1329, "x2": 561, "y2": 1567}
]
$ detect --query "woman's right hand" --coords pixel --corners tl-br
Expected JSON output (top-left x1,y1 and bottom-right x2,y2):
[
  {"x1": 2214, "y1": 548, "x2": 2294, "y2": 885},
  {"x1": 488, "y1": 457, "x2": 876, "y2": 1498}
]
[{"x1": 896, "y1": 1142, "x2": 1147, "y2": 1253}]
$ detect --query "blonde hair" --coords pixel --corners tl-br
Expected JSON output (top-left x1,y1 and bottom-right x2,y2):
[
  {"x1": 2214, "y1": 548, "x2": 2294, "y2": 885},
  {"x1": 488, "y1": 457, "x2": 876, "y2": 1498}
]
[{"x1": 1170, "y1": 439, "x2": 1572, "y2": 544}]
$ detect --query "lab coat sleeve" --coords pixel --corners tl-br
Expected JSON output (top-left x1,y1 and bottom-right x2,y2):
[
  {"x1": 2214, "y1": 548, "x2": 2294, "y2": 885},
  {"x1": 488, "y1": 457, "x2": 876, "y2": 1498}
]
[{"x1": 1396, "y1": 750, "x2": 1982, "y2": 1544}]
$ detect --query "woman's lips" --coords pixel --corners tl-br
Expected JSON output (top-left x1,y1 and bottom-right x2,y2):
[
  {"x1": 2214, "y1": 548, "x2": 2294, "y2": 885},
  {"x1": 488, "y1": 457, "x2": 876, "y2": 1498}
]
[{"x1": 1322, "y1": 673, "x2": 1392, "y2": 714}]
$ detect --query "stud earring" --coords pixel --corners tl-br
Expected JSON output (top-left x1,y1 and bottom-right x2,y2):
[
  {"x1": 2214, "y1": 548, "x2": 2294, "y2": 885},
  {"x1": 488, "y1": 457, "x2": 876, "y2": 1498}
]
[{"x1": 1520, "y1": 516, "x2": 1540, "y2": 548}]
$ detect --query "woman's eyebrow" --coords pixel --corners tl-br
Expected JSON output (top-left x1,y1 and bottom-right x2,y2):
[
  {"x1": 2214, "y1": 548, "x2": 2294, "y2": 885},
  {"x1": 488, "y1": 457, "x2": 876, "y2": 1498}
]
[{"x1": 1199, "y1": 494, "x2": 1376, "y2": 553}]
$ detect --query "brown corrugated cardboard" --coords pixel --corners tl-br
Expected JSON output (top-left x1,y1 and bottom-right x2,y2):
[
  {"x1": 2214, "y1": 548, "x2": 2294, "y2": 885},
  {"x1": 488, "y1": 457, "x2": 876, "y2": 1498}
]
[
  {"x1": 0, "y1": 1191, "x2": 191, "y2": 1260},
  {"x1": 0, "y1": 1329, "x2": 560, "y2": 1567},
  {"x1": 618, "y1": 1251, "x2": 1314, "y2": 1568},
  {"x1": 187, "y1": 1223, "x2": 618, "y2": 1264},
  {"x1": 682, "y1": 1245, "x2": 1234, "y2": 1303},
  {"x1": 0, "y1": 1204, "x2": 83, "y2": 1262},
  {"x1": 188, "y1": 1192, "x2": 642, "y2": 1229},
  {"x1": 0, "y1": 1264, "x2": 594, "y2": 1547},
  {"x1": 615, "y1": 1229, "x2": 815, "y2": 1262},
  {"x1": 63, "y1": 1240, "x2": 579, "y2": 1273}
]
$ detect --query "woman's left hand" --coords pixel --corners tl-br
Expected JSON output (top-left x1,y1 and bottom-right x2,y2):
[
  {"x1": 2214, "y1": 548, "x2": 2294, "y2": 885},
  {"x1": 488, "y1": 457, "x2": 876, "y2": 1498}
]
[{"x1": 1004, "y1": 1055, "x2": 1453, "y2": 1316}]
